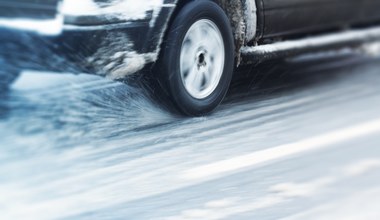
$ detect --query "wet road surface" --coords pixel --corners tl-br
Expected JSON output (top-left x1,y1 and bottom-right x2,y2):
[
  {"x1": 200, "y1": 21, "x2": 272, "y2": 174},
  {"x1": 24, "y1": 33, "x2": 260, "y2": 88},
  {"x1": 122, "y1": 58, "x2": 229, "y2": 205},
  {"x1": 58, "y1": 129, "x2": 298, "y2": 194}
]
[{"x1": 1, "y1": 51, "x2": 380, "y2": 219}]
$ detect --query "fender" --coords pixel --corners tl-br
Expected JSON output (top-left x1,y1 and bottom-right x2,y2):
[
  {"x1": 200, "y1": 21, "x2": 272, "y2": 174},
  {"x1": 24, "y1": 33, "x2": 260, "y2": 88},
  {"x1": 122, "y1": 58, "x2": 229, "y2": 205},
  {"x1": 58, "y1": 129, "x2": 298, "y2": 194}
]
[
  {"x1": 162, "y1": 0, "x2": 259, "y2": 64},
  {"x1": 211, "y1": 0, "x2": 258, "y2": 63},
  {"x1": 243, "y1": 0, "x2": 258, "y2": 43}
]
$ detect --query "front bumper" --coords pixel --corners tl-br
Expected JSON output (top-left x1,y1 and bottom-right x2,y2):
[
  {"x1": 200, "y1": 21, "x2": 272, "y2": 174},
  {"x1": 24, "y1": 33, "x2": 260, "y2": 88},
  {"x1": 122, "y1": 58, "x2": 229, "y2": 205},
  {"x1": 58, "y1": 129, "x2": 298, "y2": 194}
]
[{"x1": 0, "y1": 19, "x2": 153, "y2": 76}]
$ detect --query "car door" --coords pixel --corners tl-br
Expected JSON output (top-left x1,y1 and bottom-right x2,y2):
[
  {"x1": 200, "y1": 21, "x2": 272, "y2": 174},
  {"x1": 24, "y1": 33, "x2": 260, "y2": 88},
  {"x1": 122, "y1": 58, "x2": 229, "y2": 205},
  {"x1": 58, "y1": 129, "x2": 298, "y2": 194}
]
[
  {"x1": 260, "y1": 0, "x2": 367, "y2": 38},
  {"x1": 359, "y1": 0, "x2": 380, "y2": 25}
]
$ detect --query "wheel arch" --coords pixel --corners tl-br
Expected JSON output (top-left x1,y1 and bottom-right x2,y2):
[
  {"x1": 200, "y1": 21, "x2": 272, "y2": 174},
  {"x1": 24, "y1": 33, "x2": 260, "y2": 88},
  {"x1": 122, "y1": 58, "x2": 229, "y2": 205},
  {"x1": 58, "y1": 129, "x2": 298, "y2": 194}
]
[{"x1": 165, "y1": 0, "x2": 259, "y2": 64}]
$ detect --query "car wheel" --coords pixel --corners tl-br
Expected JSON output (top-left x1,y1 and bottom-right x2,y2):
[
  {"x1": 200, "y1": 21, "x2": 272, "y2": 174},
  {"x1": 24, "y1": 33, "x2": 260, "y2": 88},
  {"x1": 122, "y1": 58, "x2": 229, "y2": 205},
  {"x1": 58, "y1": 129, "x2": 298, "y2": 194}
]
[{"x1": 156, "y1": 0, "x2": 235, "y2": 116}]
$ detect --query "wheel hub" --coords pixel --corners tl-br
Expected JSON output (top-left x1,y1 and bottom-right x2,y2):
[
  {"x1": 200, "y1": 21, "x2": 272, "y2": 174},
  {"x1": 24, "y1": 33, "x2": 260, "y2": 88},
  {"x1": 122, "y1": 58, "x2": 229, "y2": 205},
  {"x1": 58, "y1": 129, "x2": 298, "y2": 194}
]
[
  {"x1": 197, "y1": 51, "x2": 206, "y2": 67},
  {"x1": 180, "y1": 19, "x2": 225, "y2": 100}
]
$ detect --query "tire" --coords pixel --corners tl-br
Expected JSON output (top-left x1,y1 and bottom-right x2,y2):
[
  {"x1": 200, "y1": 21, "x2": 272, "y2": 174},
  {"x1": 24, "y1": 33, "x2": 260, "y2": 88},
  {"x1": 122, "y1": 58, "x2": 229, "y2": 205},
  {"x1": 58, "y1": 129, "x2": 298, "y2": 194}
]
[
  {"x1": 156, "y1": 0, "x2": 235, "y2": 116},
  {"x1": 0, "y1": 68, "x2": 20, "y2": 92}
]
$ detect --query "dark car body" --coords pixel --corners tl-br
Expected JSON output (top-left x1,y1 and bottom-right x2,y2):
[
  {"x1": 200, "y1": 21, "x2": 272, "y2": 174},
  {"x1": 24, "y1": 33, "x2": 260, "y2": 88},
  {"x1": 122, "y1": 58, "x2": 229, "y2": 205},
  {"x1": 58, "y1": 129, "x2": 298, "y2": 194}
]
[
  {"x1": 1, "y1": 0, "x2": 380, "y2": 78},
  {"x1": 0, "y1": 0, "x2": 380, "y2": 79},
  {"x1": 260, "y1": 0, "x2": 380, "y2": 37}
]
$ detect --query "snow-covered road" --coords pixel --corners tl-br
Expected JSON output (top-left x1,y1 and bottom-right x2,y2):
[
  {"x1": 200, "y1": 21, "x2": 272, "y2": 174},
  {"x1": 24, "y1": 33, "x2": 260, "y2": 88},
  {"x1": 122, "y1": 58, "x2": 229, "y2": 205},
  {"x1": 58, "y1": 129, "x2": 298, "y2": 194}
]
[{"x1": 1, "y1": 52, "x2": 380, "y2": 219}]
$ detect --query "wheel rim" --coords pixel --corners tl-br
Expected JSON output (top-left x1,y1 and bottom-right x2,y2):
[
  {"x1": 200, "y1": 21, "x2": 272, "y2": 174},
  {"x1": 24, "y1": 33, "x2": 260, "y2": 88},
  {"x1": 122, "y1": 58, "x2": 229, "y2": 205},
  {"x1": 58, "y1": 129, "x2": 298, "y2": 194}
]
[{"x1": 180, "y1": 19, "x2": 225, "y2": 100}]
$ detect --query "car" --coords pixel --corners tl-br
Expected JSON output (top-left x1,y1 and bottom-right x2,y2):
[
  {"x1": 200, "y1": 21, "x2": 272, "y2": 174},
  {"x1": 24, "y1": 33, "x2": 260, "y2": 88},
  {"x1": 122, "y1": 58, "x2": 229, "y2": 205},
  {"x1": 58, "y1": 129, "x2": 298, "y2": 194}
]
[{"x1": 1, "y1": 0, "x2": 380, "y2": 116}]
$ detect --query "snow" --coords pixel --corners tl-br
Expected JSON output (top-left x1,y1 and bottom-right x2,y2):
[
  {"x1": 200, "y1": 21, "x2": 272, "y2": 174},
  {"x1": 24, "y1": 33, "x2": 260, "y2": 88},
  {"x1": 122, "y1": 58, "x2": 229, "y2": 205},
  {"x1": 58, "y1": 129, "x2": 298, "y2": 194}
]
[
  {"x1": 0, "y1": 15, "x2": 63, "y2": 35},
  {"x1": 2, "y1": 56, "x2": 380, "y2": 219},
  {"x1": 241, "y1": 26, "x2": 380, "y2": 60},
  {"x1": 360, "y1": 42, "x2": 380, "y2": 57},
  {"x1": 244, "y1": 0, "x2": 257, "y2": 42}
]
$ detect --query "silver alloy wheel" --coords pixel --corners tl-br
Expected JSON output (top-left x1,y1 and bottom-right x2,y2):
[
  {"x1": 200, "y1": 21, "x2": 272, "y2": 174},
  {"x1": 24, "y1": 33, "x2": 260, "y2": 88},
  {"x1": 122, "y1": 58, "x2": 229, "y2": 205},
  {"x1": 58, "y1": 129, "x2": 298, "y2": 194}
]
[{"x1": 180, "y1": 19, "x2": 225, "y2": 99}]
